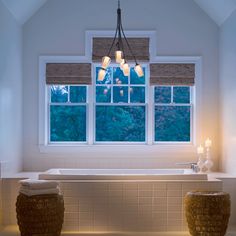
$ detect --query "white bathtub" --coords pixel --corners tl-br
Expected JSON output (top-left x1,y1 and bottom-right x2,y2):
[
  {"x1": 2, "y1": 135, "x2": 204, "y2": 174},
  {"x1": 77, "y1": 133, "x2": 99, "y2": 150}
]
[{"x1": 39, "y1": 168, "x2": 207, "y2": 180}]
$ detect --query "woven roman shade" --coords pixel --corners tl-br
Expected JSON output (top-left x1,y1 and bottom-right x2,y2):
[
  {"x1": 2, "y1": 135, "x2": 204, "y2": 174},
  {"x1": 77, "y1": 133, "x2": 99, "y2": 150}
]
[
  {"x1": 46, "y1": 63, "x2": 91, "y2": 85},
  {"x1": 92, "y1": 37, "x2": 149, "y2": 62},
  {"x1": 150, "y1": 63, "x2": 195, "y2": 86}
]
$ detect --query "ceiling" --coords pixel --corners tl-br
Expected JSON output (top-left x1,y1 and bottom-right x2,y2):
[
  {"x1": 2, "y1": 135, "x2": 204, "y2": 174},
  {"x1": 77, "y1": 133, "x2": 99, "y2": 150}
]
[
  {"x1": 1, "y1": 0, "x2": 236, "y2": 26},
  {"x1": 193, "y1": 0, "x2": 236, "y2": 26},
  {"x1": 1, "y1": 0, "x2": 47, "y2": 25}
]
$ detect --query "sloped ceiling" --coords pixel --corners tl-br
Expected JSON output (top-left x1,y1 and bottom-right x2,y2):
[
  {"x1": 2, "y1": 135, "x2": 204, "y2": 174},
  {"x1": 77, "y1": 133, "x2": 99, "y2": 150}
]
[
  {"x1": 1, "y1": 0, "x2": 236, "y2": 26},
  {"x1": 1, "y1": 0, "x2": 48, "y2": 25},
  {"x1": 193, "y1": 0, "x2": 236, "y2": 26}
]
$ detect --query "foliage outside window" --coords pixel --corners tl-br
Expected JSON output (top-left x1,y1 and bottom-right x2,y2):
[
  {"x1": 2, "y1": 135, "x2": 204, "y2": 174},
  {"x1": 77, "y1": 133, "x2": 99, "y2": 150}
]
[
  {"x1": 49, "y1": 85, "x2": 87, "y2": 142},
  {"x1": 154, "y1": 86, "x2": 192, "y2": 142},
  {"x1": 95, "y1": 66, "x2": 146, "y2": 142}
]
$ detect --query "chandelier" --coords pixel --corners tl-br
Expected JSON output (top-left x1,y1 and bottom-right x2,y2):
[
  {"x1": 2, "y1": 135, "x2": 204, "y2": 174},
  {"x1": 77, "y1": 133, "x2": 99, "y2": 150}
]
[{"x1": 98, "y1": 0, "x2": 144, "y2": 81}]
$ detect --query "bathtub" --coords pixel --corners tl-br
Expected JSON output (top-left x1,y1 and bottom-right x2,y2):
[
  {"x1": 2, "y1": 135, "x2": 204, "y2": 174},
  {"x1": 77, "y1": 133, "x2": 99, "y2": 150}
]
[
  {"x1": 39, "y1": 168, "x2": 208, "y2": 181},
  {"x1": 38, "y1": 168, "x2": 220, "y2": 232}
]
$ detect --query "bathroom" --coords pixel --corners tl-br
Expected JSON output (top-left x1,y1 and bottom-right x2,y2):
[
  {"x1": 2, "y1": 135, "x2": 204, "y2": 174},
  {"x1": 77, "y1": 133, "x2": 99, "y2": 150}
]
[{"x1": 0, "y1": 0, "x2": 236, "y2": 235}]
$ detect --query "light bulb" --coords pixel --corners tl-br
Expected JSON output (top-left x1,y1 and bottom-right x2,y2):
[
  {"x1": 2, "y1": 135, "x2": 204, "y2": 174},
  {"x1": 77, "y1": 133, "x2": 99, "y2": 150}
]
[
  {"x1": 123, "y1": 63, "x2": 130, "y2": 76},
  {"x1": 98, "y1": 68, "x2": 106, "y2": 81},
  {"x1": 120, "y1": 59, "x2": 125, "y2": 70},
  {"x1": 115, "y1": 50, "x2": 123, "y2": 63},
  {"x1": 101, "y1": 56, "x2": 111, "y2": 69},
  {"x1": 134, "y1": 64, "x2": 144, "y2": 77}
]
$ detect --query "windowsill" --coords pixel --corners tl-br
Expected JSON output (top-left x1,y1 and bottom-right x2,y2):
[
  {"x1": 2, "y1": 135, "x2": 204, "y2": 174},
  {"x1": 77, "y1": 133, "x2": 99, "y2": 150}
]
[{"x1": 39, "y1": 143, "x2": 196, "y2": 154}]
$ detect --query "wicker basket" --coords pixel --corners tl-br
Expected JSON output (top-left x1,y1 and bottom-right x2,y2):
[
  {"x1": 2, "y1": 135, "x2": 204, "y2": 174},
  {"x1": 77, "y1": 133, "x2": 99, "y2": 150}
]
[
  {"x1": 185, "y1": 191, "x2": 230, "y2": 236},
  {"x1": 16, "y1": 193, "x2": 64, "y2": 236}
]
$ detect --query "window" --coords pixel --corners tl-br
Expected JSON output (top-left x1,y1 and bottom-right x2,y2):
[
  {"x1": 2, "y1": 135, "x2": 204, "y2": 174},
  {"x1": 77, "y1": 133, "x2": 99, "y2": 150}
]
[
  {"x1": 49, "y1": 85, "x2": 87, "y2": 143},
  {"x1": 154, "y1": 86, "x2": 192, "y2": 142},
  {"x1": 40, "y1": 55, "x2": 199, "y2": 150},
  {"x1": 95, "y1": 65, "x2": 147, "y2": 142}
]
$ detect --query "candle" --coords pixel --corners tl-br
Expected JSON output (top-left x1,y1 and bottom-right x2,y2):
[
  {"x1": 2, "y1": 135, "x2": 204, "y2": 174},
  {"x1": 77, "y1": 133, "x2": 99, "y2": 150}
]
[
  {"x1": 120, "y1": 90, "x2": 124, "y2": 96},
  {"x1": 197, "y1": 145, "x2": 204, "y2": 154},
  {"x1": 205, "y1": 138, "x2": 212, "y2": 148}
]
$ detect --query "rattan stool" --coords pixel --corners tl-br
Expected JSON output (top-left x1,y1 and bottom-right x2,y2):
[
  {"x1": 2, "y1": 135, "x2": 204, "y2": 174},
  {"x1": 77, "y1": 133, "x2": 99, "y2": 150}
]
[
  {"x1": 16, "y1": 193, "x2": 64, "y2": 236},
  {"x1": 185, "y1": 191, "x2": 230, "y2": 236}
]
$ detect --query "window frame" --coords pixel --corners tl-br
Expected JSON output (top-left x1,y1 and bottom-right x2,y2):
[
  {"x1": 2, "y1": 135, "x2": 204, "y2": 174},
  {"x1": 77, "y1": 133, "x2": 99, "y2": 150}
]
[
  {"x1": 39, "y1": 44, "x2": 201, "y2": 154},
  {"x1": 93, "y1": 63, "x2": 148, "y2": 144},
  {"x1": 48, "y1": 85, "x2": 89, "y2": 144},
  {"x1": 153, "y1": 85, "x2": 193, "y2": 144}
]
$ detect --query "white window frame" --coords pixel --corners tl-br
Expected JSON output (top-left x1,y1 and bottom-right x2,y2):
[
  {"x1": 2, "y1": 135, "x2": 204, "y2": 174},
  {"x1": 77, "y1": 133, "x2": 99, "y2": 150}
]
[
  {"x1": 93, "y1": 63, "x2": 148, "y2": 144},
  {"x1": 153, "y1": 85, "x2": 193, "y2": 144},
  {"x1": 38, "y1": 30, "x2": 202, "y2": 154},
  {"x1": 48, "y1": 85, "x2": 88, "y2": 144}
]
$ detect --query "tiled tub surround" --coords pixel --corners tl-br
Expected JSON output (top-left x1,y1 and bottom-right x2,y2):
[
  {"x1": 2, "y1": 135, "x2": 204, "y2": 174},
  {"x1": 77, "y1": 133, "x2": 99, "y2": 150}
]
[
  {"x1": 0, "y1": 176, "x2": 225, "y2": 232},
  {"x1": 59, "y1": 180, "x2": 222, "y2": 232}
]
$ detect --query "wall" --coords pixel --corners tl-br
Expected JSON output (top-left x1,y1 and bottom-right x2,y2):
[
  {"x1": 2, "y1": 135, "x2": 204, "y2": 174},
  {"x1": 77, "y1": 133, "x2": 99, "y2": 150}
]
[
  {"x1": 0, "y1": 1, "x2": 23, "y2": 175},
  {"x1": 219, "y1": 10, "x2": 236, "y2": 174},
  {"x1": 22, "y1": 0, "x2": 219, "y2": 171}
]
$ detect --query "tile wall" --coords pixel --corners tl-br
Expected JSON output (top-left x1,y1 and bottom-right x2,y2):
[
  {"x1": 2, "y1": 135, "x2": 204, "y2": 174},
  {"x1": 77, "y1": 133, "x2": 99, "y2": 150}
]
[
  {"x1": 59, "y1": 180, "x2": 222, "y2": 232},
  {"x1": 0, "y1": 179, "x2": 224, "y2": 232}
]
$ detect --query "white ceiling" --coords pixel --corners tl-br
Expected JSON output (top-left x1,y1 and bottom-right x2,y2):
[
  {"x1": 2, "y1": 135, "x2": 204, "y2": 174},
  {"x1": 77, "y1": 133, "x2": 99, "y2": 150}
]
[
  {"x1": 1, "y1": 0, "x2": 48, "y2": 25},
  {"x1": 1, "y1": 0, "x2": 236, "y2": 26},
  {"x1": 193, "y1": 0, "x2": 236, "y2": 26}
]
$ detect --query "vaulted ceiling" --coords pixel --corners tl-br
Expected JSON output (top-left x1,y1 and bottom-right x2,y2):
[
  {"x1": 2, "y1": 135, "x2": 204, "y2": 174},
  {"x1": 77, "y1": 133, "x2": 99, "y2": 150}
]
[
  {"x1": 193, "y1": 0, "x2": 236, "y2": 26},
  {"x1": 1, "y1": 0, "x2": 236, "y2": 26}
]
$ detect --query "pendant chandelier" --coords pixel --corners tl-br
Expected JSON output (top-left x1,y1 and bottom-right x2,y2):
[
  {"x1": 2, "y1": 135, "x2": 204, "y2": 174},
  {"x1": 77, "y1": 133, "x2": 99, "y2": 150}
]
[{"x1": 98, "y1": 0, "x2": 144, "y2": 81}]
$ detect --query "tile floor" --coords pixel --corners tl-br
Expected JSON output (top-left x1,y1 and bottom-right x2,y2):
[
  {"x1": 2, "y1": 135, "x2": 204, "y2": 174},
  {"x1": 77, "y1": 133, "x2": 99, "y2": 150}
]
[{"x1": 1, "y1": 226, "x2": 236, "y2": 236}]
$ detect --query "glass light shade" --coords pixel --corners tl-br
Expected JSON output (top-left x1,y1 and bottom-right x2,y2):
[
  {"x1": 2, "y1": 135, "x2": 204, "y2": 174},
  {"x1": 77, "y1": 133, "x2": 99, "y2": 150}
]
[
  {"x1": 115, "y1": 50, "x2": 123, "y2": 63},
  {"x1": 120, "y1": 59, "x2": 125, "y2": 70},
  {"x1": 134, "y1": 64, "x2": 144, "y2": 77},
  {"x1": 98, "y1": 68, "x2": 106, "y2": 81},
  {"x1": 101, "y1": 56, "x2": 111, "y2": 69},
  {"x1": 123, "y1": 63, "x2": 130, "y2": 76}
]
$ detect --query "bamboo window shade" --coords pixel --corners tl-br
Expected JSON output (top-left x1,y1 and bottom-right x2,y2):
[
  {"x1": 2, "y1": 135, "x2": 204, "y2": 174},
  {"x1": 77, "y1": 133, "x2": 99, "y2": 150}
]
[
  {"x1": 46, "y1": 63, "x2": 92, "y2": 85},
  {"x1": 92, "y1": 37, "x2": 150, "y2": 62},
  {"x1": 150, "y1": 63, "x2": 195, "y2": 86}
]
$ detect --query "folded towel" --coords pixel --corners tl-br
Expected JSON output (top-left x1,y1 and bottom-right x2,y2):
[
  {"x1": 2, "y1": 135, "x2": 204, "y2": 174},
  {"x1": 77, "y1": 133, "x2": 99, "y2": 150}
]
[
  {"x1": 19, "y1": 179, "x2": 58, "y2": 190},
  {"x1": 19, "y1": 186, "x2": 60, "y2": 196}
]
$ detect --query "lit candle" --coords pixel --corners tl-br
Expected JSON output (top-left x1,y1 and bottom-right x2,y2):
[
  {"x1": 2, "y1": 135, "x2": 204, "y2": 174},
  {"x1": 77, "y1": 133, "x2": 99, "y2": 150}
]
[
  {"x1": 197, "y1": 145, "x2": 204, "y2": 154},
  {"x1": 120, "y1": 89, "x2": 124, "y2": 96},
  {"x1": 205, "y1": 138, "x2": 212, "y2": 148}
]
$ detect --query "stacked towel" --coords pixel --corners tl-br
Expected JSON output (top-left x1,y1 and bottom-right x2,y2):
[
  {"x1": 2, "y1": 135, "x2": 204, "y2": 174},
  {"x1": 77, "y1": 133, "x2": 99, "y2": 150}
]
[{"x1": 19, "y1": 179, "x2": 60, "y2": 196}]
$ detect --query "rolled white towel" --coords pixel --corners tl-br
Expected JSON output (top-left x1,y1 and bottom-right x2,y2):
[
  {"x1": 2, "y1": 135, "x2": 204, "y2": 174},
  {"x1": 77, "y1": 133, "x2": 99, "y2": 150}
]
[
  {"x1": 19, "y1": 179, "x2": 58, "y2": 190},
  {"x1": 19, "y1": 186, "x2": 60, "y2": 196}
]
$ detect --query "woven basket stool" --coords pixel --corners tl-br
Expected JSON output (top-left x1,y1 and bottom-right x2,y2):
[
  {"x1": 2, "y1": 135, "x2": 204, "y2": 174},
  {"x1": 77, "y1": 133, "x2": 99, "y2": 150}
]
[
  {"x1": 185, "y1": 191, "x2": 230, "y2": 236},
  {"x1": 16, "y1": 193, "x2": 64, "y2": 236}
]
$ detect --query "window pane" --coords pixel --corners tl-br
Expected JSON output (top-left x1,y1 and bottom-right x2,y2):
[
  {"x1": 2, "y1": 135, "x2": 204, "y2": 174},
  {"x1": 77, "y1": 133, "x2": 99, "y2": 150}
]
[
  {"x1": 155, "y1": 106, "x2": 190, "y2": 142},
  {"x1": 113, "y1": 87, "x2": 128, "y2": 103},
  {"x1": 173, "y1": 87, "x2": 190, "y2": 104},
  {"x1": 130, "y1": 67, "x2": 145, "y2": 84},
  {"x1": 96, "y1": 86, "x2": 111, "y2": 103},
  {"x1": 96, "y1": 106, "x2": 145, "y2": 142},
  {"x1": 113, "y1": 67, "x2": 128, "y2": 84},
  {"x1": 70, "y1": 86, "x2": 86, "y2": 103},
  {"x1": 130, "y1": 86, "x2": 145, "y2": 103},
  {"x1": 155, "y1": 87, "x2": 171, "y2": 104},
  {"x1": 96, "y1": 67, "x2": 112, "y2": 84},
  {"x1": 51, "y1": 86, "x2": 68, "y2": 103},
  {"x1": 50, "y1": 105, "x2": 86, "y2": 142}
]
